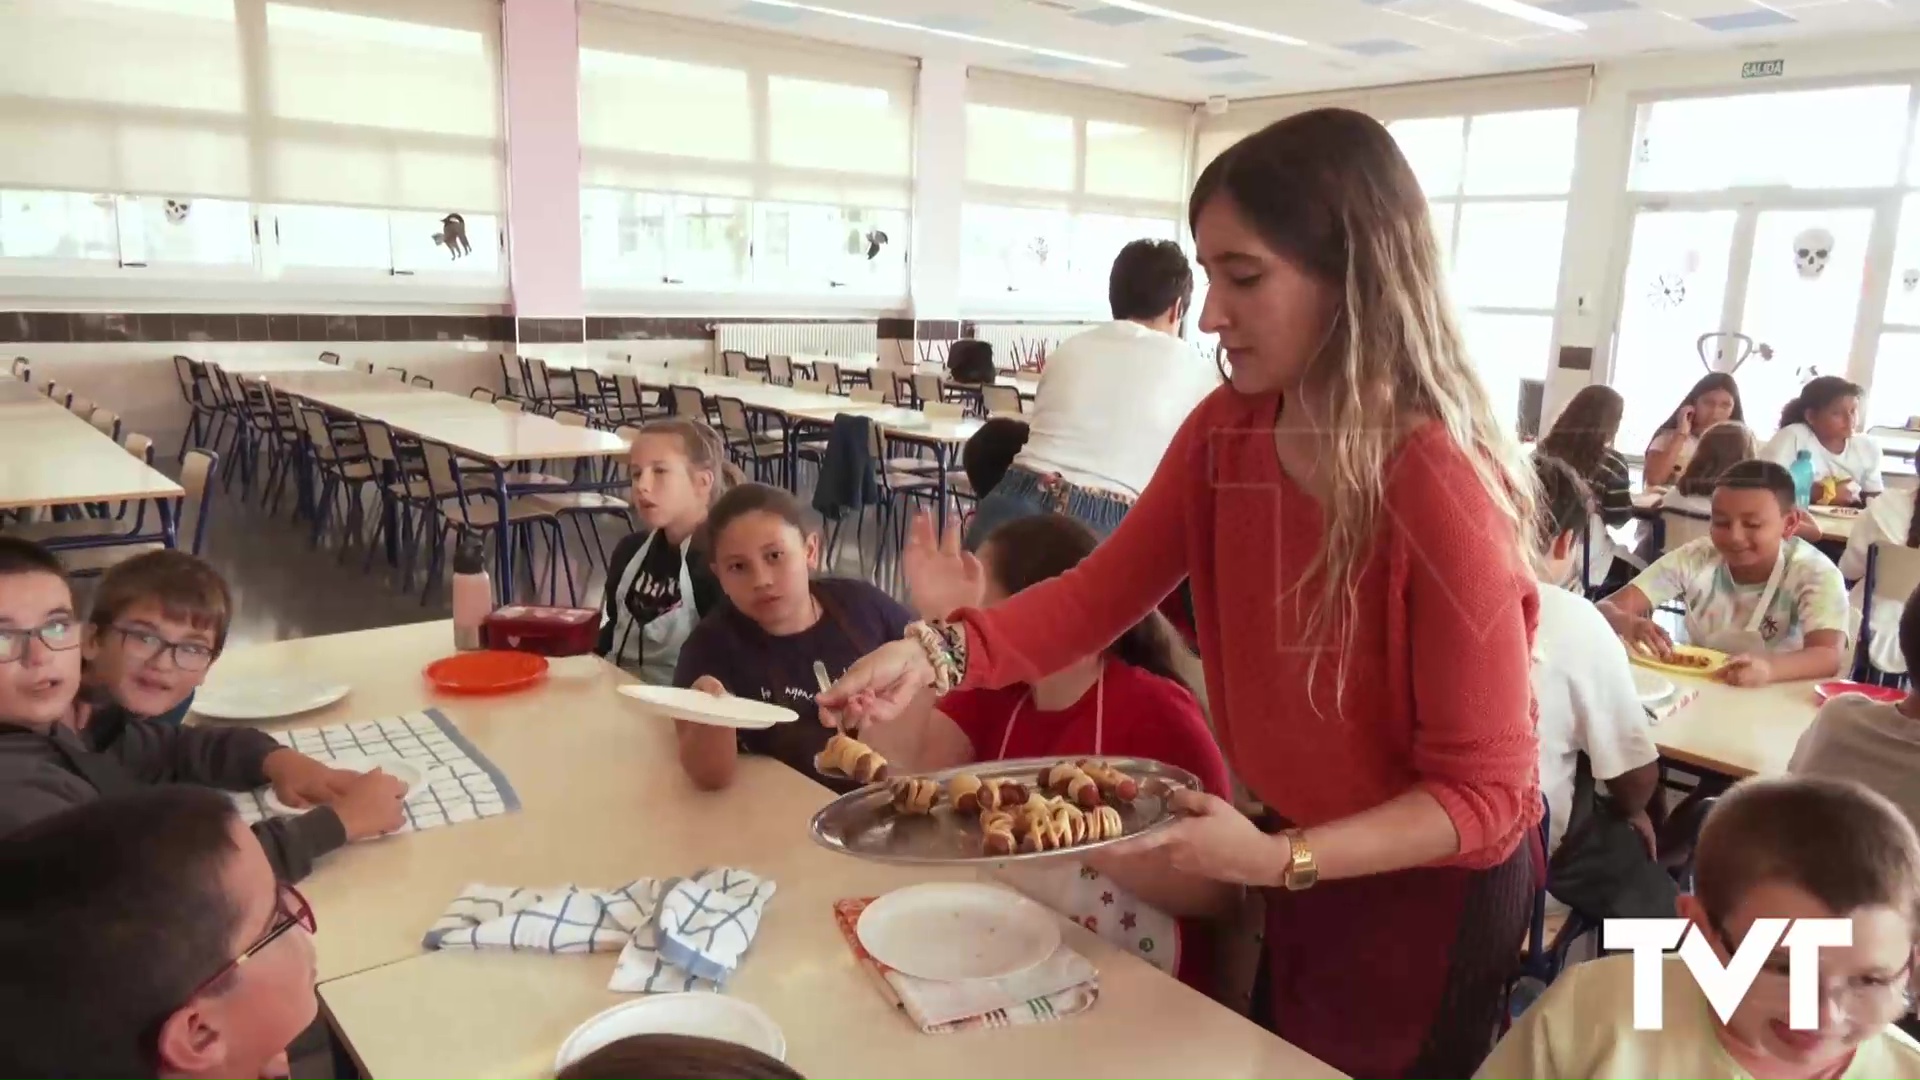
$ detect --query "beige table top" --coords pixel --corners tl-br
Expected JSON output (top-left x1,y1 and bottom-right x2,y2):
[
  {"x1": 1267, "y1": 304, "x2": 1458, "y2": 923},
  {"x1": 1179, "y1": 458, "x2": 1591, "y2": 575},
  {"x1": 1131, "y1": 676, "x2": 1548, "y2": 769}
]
[
  {"x1": 1650, "y1": 671, "x2": 1821, "y2": 778},
  {"x1": 207, "y1": 622, "x2": 1334, "y2": 1079},
  {"x1": 1631, "y1": 490, "x2": 1855, "y2": 543},
  {"x1": 0, "y1": 391, "x2": 183, "y2": 509},
  {"x1": 264, "y1": 372, "x2": 627, "y2": 463}
]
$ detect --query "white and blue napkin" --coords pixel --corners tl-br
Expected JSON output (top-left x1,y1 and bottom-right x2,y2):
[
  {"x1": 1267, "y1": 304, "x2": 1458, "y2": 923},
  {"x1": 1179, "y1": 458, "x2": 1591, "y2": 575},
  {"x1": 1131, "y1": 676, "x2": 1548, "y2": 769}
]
[{"x1": 423, "y1": 868, "x2": 775, "y2": 994}]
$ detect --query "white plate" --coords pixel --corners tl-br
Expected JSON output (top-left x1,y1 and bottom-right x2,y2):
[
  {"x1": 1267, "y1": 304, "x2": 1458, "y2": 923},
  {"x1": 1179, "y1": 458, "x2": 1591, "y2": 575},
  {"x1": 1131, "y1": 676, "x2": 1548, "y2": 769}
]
[
  {"x1": 191, "y1": 679, "x2": 350, "y2": 721},
  {"x1": 856, "y1": 882, "x2": 1060, "y2": 983},
  {"x1": 617, "y1": 684, "x2": 797, "y2": 730},
  {"x1": 553, "y1": 994, "x2": 785, "y2": 1074},
  {"x1": 260, "y1": 754, "x2": 423, "y2": 816},
  {"x1": 1632, "y1": 668, "x2": 1675, "y2": 704}
]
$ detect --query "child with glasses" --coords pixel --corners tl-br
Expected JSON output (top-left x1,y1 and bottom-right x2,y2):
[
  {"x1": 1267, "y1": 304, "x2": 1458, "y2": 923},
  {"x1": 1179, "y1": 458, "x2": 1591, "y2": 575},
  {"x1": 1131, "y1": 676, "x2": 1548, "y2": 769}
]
[
  {"x1": 1479, "y1": 776, "x2": 1920, "y2": 1079},
  {"x1": 0, "y1": 787, "x2": 320, "y2": 1079},
  {"x1": 0, "y1": 538, "x2": 405, "y2": 879},
  {"x1": 83, "y1": 549, "x2": 230, "y2": 726}
]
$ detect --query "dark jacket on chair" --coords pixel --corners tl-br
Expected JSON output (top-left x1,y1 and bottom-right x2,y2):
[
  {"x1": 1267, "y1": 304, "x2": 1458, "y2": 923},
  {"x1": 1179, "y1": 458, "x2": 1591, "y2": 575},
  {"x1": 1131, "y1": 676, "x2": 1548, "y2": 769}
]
[{"x1": 811, "y1": 414, "x2": 878, "y2": 521}]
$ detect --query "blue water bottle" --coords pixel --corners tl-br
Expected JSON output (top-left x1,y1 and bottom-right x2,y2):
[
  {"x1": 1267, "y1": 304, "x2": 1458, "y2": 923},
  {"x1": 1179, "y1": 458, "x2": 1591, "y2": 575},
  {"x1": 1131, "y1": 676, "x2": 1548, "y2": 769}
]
[{"x1": 1789, "y1": 450, "x2": 1815, "y2": 508}]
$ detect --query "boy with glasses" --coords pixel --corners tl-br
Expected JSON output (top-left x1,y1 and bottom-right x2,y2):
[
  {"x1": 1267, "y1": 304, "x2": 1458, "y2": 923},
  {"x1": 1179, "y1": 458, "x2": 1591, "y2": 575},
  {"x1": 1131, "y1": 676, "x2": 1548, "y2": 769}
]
[
  {"x1": 0, "y1": 787, "x2": 320, "y2": 1078},
  {"x1": 83, "y1": 549, "x2": 232, "y2": 726},
  {"x1": 1480, "y1": 776, "x2": 1920, "y2": 1078},
  {"x1": 0, "y1": 538, "x2": 403, "y2": 879}
]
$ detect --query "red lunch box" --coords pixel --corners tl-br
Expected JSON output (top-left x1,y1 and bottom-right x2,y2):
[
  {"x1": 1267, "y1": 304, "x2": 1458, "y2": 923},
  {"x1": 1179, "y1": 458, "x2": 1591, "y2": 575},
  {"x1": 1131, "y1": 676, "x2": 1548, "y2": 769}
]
[{"x1": 482, "y1": 605, "x2": 599, "y2": 657}]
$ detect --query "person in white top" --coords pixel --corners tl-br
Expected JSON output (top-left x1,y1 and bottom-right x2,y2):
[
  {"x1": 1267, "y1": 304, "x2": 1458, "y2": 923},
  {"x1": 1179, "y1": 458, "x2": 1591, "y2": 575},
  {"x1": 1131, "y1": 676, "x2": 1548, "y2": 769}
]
[
  {"x1": 1793, "y1": 582, "x2": 1920, "y2": 834},
  {"x1": 1761, "y1": 376, "x2": 1885, "y2": 503},
  {"x1": 1838, "y1": 487, "x2": 1918, "y2": 675},
  {"x1": 1642, "y1": 372, "x2": 1744, "y2": 488},
  {"x1": 1530, "y1": 456, "x2": 1661, "y2": 861},
  {"x1": 965, "y1": 239, "x2": 1220, "y2": 547}
]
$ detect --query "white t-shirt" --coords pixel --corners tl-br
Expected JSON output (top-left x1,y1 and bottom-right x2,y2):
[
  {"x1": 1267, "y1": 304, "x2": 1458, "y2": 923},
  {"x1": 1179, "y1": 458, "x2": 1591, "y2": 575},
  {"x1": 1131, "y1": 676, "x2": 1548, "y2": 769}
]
[
  {"x1": 1792, "y1": 694, "x2": 1920, "y2": 837},
  {"x1": 1532, "y1": 586, "x2": 1659, "y2": 855},
  {"x1": 1839, "y1": 488, "x2": 1915, "y2": 675},
  {"x1": 1630, "y1": 536, "x2": 1851, "y2": 652},
  {"x1": 1014, "y1": 320, "x2": 1221, "y2": 497},
  {"x1": 1762, "y1": 422, "x2": 1886, "y2": 494}
]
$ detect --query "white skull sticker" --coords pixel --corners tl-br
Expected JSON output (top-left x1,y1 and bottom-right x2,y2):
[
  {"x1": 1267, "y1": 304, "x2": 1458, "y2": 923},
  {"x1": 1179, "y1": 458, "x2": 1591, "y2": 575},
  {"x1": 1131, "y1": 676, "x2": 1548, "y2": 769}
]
[
  {"x1": 1793, "y1": 227, "x2": 1833, "y2": 280},
  {"x1": 163, "y1": 199, "x2": 192, "y2": 224},
  {"x1": 1903, "y1": 268, "x2": 1919, "y2": 293}
]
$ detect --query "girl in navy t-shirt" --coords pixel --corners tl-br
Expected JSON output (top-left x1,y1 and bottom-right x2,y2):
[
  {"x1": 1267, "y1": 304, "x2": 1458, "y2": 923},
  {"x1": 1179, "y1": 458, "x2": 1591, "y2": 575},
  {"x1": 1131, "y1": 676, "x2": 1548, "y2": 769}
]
[{"x1": 672, "y1": 484, "x2": 911, "y2": 793}]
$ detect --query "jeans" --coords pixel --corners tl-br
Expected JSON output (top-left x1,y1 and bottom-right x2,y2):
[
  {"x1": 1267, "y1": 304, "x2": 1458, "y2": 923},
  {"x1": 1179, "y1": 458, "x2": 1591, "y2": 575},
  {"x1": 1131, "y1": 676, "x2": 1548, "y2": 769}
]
[{"x1": 965, "y1": 467, "x2": 1133, "y2": 550}]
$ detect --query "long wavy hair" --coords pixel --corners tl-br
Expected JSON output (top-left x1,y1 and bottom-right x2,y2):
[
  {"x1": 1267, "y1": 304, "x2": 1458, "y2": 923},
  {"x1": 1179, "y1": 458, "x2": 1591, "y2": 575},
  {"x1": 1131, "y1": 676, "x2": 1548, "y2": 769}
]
[
  {"x1": 1674, "y1": 421, "x2": 1757, "y2": 498},
  {"x1": 1539, "y1": 384, "x2": 1625, "y2": 481},
  {"x1": 1651, "y1": 372, "x2": 1745, "y2": 439},
  {"x1": 1191, "y1": 108, "x2": 1535, "y2": 700}
]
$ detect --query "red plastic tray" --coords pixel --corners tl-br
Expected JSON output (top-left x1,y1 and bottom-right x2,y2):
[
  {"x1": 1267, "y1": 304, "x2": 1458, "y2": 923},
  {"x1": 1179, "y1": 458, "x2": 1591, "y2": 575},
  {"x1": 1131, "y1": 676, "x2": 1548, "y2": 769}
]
[
  {"x1": 1813, "y1": 680, "x2": 1905, "y2": 705},
  {"x1": 424, "y1": 650, "x2": 549, "y2": 695}
]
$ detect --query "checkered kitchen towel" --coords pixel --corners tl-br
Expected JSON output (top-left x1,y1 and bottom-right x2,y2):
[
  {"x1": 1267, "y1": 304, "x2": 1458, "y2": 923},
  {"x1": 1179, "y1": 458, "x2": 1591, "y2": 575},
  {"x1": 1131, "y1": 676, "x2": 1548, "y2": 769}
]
[{"x1": 423, "y1": 869, "x2": 775, "y2": 994}]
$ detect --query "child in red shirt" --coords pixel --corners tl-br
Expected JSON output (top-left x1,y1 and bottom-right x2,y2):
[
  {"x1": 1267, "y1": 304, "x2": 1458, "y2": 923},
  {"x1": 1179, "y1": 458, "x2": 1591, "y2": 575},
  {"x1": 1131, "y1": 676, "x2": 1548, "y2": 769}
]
[{"x1": 890, "y1": 513, "x2": 1232, "y2": 988}]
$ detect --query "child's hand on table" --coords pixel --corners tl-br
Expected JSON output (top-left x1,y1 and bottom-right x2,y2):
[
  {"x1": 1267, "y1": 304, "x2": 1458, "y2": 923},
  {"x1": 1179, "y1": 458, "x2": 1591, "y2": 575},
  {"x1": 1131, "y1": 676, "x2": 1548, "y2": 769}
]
[
  {"x1": 329, "y1": 769, "x2": 409, "y2": 841},
  {"x1": 263, "y1": 749, "x2": 361, "y2": 808},
  {"x1": 1719, "y1": 654, "x2": 1774, "y2": 688},
  {"x1": 1622, "y1": 617, "x2": 1675, "y2": 662}
]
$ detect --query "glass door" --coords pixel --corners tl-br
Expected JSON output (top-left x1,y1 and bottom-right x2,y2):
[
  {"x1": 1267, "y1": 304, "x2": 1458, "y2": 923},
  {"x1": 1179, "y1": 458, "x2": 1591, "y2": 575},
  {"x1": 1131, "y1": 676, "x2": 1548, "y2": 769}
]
[
  {"x1": 1609, "y1": 200, "x2": 1884, "y2": 452},
  {"x1": 1609, "y1": 208, "x2": 1738, "y2": 452}
]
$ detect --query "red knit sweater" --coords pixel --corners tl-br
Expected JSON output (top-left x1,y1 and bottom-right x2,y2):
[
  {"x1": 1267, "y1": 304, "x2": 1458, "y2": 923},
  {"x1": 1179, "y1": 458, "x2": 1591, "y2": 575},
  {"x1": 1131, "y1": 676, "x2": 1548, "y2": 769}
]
[{"x1": 954, "y1": 389, "x2": 1541, "y2": 867}]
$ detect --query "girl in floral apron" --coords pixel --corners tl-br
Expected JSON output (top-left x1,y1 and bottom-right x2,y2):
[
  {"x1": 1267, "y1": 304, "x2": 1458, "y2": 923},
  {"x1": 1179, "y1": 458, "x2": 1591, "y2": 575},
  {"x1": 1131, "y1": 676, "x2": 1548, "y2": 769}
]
[{"x1": 880, "y1": 513, "x2": 1232, "y2": 988}]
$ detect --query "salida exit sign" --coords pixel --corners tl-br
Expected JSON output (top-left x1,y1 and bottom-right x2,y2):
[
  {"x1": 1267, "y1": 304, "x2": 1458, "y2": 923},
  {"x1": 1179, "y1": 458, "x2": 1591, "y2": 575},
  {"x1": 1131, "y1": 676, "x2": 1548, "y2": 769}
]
[{"x1": 1742, "y1": 59, "x2": 1785, "y2": 79}]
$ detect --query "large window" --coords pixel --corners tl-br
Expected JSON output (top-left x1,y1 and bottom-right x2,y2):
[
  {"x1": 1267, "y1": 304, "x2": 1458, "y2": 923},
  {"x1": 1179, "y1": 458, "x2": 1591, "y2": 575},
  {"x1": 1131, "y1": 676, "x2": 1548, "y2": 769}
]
[
  {"x1": 962, "y1": 73, "x2": 1190, "y2": 311},
  {"x1": 1868, "y1": 109, "x2": 1920, "y2": 432},
  {"x1": 0, "y1": 0, "x2": 504, "y2": 289},
  {"x1": 578, "y1": 6, "x2": 914, "y2": 300},
  {"x1": 1390, "y1": 107, "x2": 1580, "y2": 434}
]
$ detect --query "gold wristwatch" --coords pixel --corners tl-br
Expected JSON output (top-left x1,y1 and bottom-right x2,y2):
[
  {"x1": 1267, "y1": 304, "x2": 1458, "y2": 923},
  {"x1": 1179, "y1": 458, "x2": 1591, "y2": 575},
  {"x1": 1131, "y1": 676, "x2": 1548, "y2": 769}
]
[{"x1": 1280, "y1": 828, "x2": 1318, "y2": 891}]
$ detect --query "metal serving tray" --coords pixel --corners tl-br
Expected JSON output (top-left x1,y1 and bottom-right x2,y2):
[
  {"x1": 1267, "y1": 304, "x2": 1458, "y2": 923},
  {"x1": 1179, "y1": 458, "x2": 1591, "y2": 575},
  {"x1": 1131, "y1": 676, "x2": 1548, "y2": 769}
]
[{"x1": 808, "y1": 755, "x2": 1202, "y2": 866}]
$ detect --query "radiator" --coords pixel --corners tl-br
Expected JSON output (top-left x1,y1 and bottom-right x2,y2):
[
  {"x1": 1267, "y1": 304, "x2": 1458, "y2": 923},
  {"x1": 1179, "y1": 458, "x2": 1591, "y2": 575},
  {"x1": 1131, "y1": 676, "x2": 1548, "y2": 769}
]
[
  {"x1": 967, "y1": 322, "x2": 1100, "y2": 370},
  {"x1": 714, "y1": 322, "x2": 877, "y2": 359}
]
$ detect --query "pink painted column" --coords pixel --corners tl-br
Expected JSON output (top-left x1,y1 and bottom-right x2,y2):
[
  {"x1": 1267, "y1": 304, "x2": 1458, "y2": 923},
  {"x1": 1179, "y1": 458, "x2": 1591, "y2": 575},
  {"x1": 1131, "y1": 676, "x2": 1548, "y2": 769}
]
[{"x1": 501, "y1": 0, "x2": 583, "y2": 343}]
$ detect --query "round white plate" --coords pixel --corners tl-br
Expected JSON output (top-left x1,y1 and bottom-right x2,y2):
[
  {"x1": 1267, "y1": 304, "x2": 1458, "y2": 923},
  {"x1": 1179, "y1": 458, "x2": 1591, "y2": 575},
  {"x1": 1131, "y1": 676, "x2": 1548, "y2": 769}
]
[
  {"x1": 617, "y1": 684, "x2": 797, "y2": 730},
  {"x1": 260, "y1": 754, "x2": 423, "y2": 816},
  {"x1": 554, "y1": 994, "x2": 785, "y2": 1074},
  {"x1": 857, "y1": 882, "x2": 1060, "y2": 983},
  {"x1": 191, "y1": 679, "x2": 350, "y2": 721},
  {"x1": 1632, "y1": 667, "x2": 1675, "y2": 704}
]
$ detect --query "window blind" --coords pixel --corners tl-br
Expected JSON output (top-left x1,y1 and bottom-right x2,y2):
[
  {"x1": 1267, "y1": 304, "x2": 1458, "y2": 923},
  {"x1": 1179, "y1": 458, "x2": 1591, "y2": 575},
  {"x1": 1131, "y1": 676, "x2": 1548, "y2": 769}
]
[
  {"x1": 579, "y1": 6, "x2": 916, "y2": 210},
  {"x1": 965, "y1": 70, "x2": 1192, "y2": 215},
  {"x1": 1195, "y1": 67, "x2": 1593, "y2": 170},
  {"x1": 0, "y1": 0, "x2": 504, "y2": 213}
]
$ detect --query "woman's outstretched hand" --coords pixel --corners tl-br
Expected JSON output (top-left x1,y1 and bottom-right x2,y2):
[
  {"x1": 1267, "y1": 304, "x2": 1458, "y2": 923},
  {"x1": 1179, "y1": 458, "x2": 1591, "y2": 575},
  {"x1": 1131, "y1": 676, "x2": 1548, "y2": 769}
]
[
  {"x1": 817, "y1": 639, "x2": 936, "y2": 729},
  {"x1": 905, "y1": 510, "x2": 985, "y2": 621}
]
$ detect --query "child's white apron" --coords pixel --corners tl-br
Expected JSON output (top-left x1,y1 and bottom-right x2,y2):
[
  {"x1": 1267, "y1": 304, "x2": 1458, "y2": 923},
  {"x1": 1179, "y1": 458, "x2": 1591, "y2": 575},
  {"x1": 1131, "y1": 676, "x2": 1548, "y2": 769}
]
[
  {"x1": 608, "y1": 531, "x2": 699, "y2": 685},
  {"x1": 1691, "y1": 545, "x2": 1788, "y2": 657},
  {"x1": 992, "y1": 665, "x2": 1182, "y2": 977}
]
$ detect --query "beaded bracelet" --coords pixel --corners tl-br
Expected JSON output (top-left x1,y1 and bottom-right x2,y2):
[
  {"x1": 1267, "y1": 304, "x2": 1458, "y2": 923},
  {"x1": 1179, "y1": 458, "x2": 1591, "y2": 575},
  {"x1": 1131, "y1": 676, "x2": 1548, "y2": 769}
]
[{"x1": 904, "y1": 619, "x2": 967, "y2": 692}]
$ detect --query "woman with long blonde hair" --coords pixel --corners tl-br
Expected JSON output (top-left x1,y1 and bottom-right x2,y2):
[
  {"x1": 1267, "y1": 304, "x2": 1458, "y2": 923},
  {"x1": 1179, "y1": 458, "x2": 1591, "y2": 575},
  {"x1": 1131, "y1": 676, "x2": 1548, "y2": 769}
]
[{"x1": 819, "y1": 108, "x2": 1542, "y2": 1078}]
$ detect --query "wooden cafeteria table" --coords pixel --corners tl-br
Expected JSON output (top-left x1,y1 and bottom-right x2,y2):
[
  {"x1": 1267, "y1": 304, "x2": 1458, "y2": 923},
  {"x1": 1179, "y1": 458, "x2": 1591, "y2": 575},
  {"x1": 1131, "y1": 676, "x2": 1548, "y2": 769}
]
[
  {"x1": 261, "y1": 370, "x2": 628, "y2": 600},
  {"x1": 1648, "y1": 670, "x2": 1822, "y2": 779},
  {"x1": 205, "y1": 622, "x2": 1338, "y2": 1079},
  {"x1": 0, "y1": 383, "x2": 182, "y2": 538}
]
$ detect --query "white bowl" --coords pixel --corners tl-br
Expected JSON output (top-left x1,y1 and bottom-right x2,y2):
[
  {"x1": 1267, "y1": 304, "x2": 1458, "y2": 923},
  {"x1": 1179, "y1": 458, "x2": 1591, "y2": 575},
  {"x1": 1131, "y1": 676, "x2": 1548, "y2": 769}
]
[{"x1": 553, "y1": 994, "x2": 785, "y2": 1074}]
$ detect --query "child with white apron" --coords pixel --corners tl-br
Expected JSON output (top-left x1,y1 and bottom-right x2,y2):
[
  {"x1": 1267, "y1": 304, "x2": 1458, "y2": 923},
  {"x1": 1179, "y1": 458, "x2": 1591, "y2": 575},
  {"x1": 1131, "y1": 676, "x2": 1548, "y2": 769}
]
[
  {"x1": 594, "y1": 419, "x2": 732, "y2": 682},
  {"x1": 993, "y1": 666, "x2": 1183, "y2": 976}
]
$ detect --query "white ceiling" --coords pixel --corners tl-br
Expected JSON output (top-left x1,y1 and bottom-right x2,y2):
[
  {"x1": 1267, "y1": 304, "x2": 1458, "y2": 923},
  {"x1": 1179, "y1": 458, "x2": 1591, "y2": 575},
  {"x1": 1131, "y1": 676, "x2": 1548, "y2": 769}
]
[{"x1": 617, "y1": 0, "x2": 1920, "y2": 102}]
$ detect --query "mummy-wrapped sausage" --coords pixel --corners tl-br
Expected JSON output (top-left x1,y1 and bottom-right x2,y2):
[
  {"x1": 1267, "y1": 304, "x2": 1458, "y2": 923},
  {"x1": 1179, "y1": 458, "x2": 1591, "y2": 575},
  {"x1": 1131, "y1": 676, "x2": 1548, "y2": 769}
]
[
  {"x1": 815, "y1": 733, "x2": 889, "y2": 783},
  {"x1": 890, "y1": 777, "x2": 939, "y2": 815},
  {"x1": 982, "y1": 779, "x2": 1029, "y2": 812},
  {"x1": 1041, "y1": 763, "x2": 1102, "y2": 808},
  {"x1": 980, "y1": 810, "x2": 1017, "y2": 857},
  {"x1": 1077, "y1": 760, "x2": 1140, "y2": 803},
  {"x1": 947, "y1": 773, "x2": 985, "y2": 814},
  {"x1": 1085, "y1": 804, "x2": 1125, "y2": 841}
]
